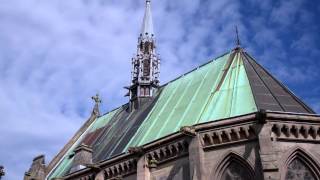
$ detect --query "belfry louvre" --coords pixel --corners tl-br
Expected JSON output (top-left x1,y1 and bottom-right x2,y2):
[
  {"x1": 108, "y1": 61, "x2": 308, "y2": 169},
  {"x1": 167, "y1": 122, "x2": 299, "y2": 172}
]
[{"x1": 25, "y1": 1, "x2": 320, "y2": 180}]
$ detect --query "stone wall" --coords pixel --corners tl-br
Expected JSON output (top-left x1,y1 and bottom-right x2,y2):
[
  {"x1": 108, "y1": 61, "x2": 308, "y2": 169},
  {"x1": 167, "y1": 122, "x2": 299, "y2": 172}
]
[{"x1": 27, "y1": 112, "x2": 320, "y2": 180}]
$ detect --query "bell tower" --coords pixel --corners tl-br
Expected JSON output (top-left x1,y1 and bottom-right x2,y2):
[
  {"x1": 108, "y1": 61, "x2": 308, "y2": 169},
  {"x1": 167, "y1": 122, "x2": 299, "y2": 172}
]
[{"x1": 127, "y1": 0, "x2": 160, "y2": 106}]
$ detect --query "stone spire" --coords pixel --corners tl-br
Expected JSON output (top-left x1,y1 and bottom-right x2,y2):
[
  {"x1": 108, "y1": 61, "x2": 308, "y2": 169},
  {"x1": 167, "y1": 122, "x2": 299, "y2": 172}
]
[
  {"x1": 128, "y1": 0, "x2": 160, "y2": 107},
  {"x1": 141, "y1": 0, "x2": 154, "y2": 38}
]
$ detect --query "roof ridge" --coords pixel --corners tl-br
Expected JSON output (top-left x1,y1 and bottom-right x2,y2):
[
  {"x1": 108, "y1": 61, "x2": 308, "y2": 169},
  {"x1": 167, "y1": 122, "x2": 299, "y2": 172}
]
[
  {"x1": 160, "y1": 51, "x2": 231, "y2": 88},
  {"x1": 99, "y1": 103, "x2": 128, "y2": 118}
]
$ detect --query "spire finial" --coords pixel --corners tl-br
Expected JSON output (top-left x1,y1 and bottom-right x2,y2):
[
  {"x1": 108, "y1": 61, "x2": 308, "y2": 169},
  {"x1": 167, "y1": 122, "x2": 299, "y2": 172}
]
[
  {"x1": 235, "y1": 26, "x2": 241, "y2": 48},
  {"x1": 91, "y1": 93, "x2": 101, "y2": 116},
  {"x1": 141, "y1": 0, "x2": 154, "y2": 37}
]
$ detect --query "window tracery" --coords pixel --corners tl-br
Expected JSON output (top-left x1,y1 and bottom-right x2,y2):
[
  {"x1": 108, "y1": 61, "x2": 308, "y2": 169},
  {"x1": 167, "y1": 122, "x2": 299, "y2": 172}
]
[
  {"x1": 285, "y1": 158, "x2": 316, "y2": 180},
  {"x1": 213, "y1": 153, "x2": 255, "y2": 180},
  {"x1": 220, "y1": 160, "x2": 254, "y2": 180}
]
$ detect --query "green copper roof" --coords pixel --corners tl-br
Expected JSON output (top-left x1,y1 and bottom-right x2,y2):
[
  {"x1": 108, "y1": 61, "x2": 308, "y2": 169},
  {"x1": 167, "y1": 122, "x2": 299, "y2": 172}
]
[
  {"x1": 88, "y1": 109, "x2": 119, "y2": 133},
  {"x1": 125, "y1": 51, "x2": 257, "y2": 147},
  {"x1": 47, "y1": 49, "x2": 315, "y2": 179},
  {"x1": 47, "y1": 108, "x2": 120, "y2": 179}
]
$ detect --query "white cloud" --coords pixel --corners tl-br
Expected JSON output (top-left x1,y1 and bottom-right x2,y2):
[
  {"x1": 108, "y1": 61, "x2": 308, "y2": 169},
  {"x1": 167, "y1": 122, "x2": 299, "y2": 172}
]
[{"x1": 270, "y1": 0, "x2": 303, "y2": 26}]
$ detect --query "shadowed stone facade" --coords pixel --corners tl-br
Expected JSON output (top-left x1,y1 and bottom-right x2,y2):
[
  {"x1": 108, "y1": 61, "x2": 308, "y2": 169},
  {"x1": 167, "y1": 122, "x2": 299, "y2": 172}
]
[
  {"x1": 49, "y1": 112, "x2": 320, "y2": 180},
  {"x1": 25, "y1": 112, "x2": 320, "y2": 180}
]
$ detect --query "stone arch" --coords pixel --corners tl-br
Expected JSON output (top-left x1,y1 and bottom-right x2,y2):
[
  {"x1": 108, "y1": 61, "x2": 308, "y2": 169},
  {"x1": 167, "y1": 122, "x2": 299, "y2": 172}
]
[
  {"x1": 281, "y1": 147, "x2": 320, "y2": 180},
  {"x1": 212, "y1": 151, "x2": 255, "y2": 180}
]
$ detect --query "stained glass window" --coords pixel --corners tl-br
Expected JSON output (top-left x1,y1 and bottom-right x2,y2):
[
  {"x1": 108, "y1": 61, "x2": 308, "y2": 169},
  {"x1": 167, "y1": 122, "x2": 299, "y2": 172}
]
[
  {"x1": 220, "y1": 161, "x2": 253, "y2": 180},
  {"x1": 285, "y1": 159, "x2": 316, "y2": 180}
]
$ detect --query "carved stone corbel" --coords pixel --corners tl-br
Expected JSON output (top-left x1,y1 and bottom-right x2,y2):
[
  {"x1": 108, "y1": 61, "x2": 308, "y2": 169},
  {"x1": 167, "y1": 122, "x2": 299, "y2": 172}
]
[
  {"x1": 147, "y1": 159, "x2": 158, "y2": 170},
  {"x1": 180, "y1": 126, "x2": 196, "y2": 137},
  {"x1": 128, "y1": 146, "x2": 144, "y2": 156}
]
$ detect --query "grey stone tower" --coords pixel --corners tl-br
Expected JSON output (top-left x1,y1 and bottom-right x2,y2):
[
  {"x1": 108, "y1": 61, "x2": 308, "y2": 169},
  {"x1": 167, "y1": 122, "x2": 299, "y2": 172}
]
[{"x1": 127, "y1": 0, "x2": 160, "y2": 107}]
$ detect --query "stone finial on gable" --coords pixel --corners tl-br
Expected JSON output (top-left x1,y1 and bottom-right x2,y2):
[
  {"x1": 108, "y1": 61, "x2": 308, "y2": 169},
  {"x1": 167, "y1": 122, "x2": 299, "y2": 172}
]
[
  {"x1": 24, "y1": 155, "x2": 46, "y2": 180},
  {"x1": 69, "y1": 144, "x2": 93, "y2": 173}
]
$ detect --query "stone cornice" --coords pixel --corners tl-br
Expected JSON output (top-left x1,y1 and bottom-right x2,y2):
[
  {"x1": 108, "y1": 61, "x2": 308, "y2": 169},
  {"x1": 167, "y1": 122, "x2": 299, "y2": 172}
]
[
  {"x1": 195, "y1": 113, "x2": 257, "y2": 131},
  {"x1": 271, "y1": 121, "x2": 320, "y2": 142},
  {"x1": 200, "y1": 123, "x2": 257, "y2": 149},
  {"x1": 265, "y1": 111, "x2": 320, "y2": 122},
  {"x1": 145, "y1": 138, "x2": 190, "y2": 165},
  {"x1": 103, "y1": 158, "x2": 138, "y2": 179}
]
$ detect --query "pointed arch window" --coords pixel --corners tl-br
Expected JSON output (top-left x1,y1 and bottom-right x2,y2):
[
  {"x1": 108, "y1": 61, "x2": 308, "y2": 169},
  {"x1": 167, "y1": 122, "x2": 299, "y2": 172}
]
[
  {"x1": 213, "y1": 152, "x2": 255, "y2": 180},
  {"x1": 285, "y1": 158, "x2": 316, "y2": 180},
  {"x1": 220, "y1": 160, "x2": 254, "y2": 180},
  {"x1": 281, "y1": 147, "x2": 320, "y2": 180},
  {"x1": 145, "y1": 87, "x2": 150, "y2": 96},
  {"x1": 283, "y1": 148, "x2": 320, "y2": 180},
  {"x1": 140, "y1": 87, "x2": 145, "y2": 96}
]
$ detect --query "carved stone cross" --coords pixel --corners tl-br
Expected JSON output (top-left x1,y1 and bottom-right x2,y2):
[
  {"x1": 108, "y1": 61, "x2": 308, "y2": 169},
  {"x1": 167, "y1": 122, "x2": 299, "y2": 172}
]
[
  {"x1": 91, "y1": 94, "x2": 101, "y2": 116},
  {"x1": 92, "y1": 93, "x2": 102, "y2": 104}
]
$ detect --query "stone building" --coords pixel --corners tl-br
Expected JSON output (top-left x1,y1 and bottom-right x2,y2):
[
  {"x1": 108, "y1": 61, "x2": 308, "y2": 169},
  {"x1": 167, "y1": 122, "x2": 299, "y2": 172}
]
[{"x1": 25, "y1": 1, "x2": 320, "y2": 180}]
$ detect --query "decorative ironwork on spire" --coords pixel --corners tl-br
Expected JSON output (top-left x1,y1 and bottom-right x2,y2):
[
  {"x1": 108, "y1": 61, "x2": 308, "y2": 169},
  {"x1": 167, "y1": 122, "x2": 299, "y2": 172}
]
[
  {"x1": 128, "y1": 0, "x2": 160, "y2": 104},
  {"x1": 235, "y1": 26, "x2": 241, "y2": 48},
  {"x1": 91, "y1": 93, "x2": 101, "y2": 116}
]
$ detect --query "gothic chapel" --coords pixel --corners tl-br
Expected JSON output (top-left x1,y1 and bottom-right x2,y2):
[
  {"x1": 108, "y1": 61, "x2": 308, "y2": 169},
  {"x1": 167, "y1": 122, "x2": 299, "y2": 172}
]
[{"x1": 25, "y1": 1, "x2": 320, "y2": 180}]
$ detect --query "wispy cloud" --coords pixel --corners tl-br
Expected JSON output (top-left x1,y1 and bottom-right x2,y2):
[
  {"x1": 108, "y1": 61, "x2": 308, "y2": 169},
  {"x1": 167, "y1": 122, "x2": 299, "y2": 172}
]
[{"x1": 0, "y1": 0, "x2": 319, "y2": 179}]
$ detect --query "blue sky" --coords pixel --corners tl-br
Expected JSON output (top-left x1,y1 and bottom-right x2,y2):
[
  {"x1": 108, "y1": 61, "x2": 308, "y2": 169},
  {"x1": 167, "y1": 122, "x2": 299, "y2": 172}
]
[{"x1": 0, "y1": 0, "x2": 319, "y2": 179}]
